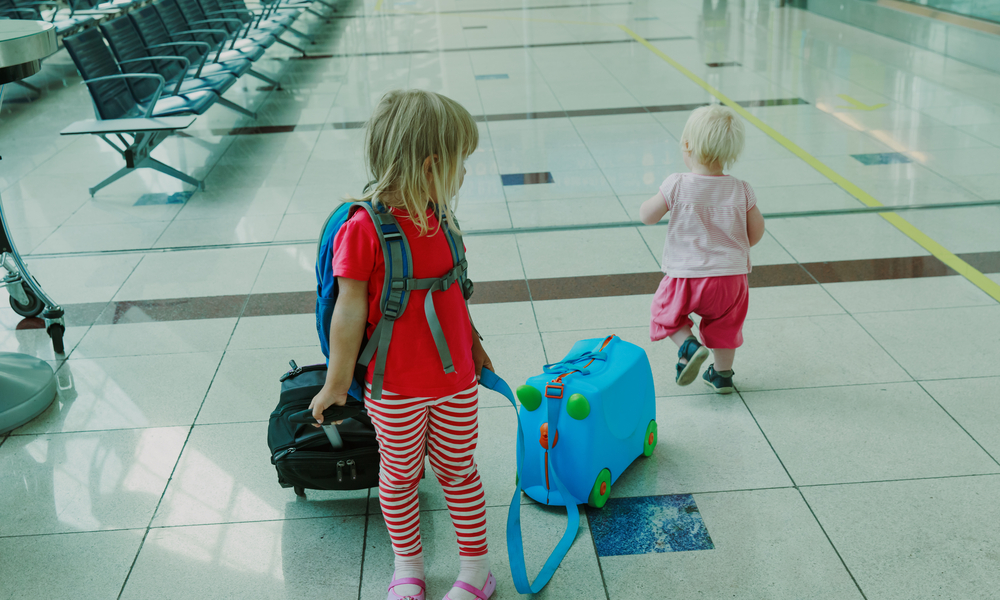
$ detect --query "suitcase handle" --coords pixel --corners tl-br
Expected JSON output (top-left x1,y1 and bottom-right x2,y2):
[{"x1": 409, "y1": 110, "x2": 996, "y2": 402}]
[
  {"x1": 480, "y1": 368, "x2": 580, "y2": 595},
  {"x1": 287, "y1": 403, "x2": 363, "y2": 425}
]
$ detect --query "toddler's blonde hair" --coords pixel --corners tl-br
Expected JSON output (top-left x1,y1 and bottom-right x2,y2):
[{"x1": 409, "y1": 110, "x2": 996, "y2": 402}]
[
  {"x1": 350, "y1": 89, "x2": 479, "y2": 235},
  {"x1": 681, "y1": 104, "x2": 745, "y2": 170}
]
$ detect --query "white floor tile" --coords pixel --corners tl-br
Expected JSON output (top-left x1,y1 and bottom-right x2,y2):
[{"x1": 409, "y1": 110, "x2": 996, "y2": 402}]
[
  {"x1": 804, "y1": 476, "x2": 1000, "y2": 600},
  {"x1": 0, "y1": 427, "x2": 187, "y2": 536},
  {"x1": 122, "y1": 517, "x2": 367, "y2": 600},
  {"x1": 745, "y1": 382, "x2": 998, "y2": 485},
  {"x1": 600, "y1": 488, "x2": 864, "y2": 600}
]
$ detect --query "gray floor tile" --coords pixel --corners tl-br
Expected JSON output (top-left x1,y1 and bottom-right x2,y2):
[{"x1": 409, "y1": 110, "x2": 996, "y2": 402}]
[
  {"x1": 744, "y1": 382, "x2": 999, "y2": 486},
  {"x1": 153, "y1": 421, "x2": 369, "y2": 527},
  {"x1": 612, "y1": 394, "x2": 791, "y2": 497},
  {"x1": 0, "y1": 427, "x2": 188, "y2": 536},
  {"x1": 804, "y1": 476, "x2": 1000, "y2": 600},
  {"x1": 361, "y1": 505, "x2": 602, "y2": 600},
  {"x1": 737, "y1": 314, "x2": 913, "y2": 391},
  {"x1": 122, "y1": 516, "x2": 366, "y2": 600},
  {"x1": 198, "y1": 345, "x2": 326, "y2": 425},
  {"x1": 0, "y1": 529, "x2": 144, "y2": 600},
  {"x1": 921, "y1": 377, "x2": 1000, "y2": 461},
  {"x1": 14, "y1": 353, "x2": 223, "y2": 435},
  {"x1": 854, "y1": 305, "x2": 1000, "y2": 380},
  {"x1": 599, "y1": 488, "x2": 864, "y2": 600}
]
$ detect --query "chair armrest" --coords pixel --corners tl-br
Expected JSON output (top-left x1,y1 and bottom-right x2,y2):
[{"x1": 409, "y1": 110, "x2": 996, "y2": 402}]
[
  {"x1": 81, "y1": 73, "x2": 165, "y2": 118},
  {"x1": 118, "y1": 55, "x2": 191, "y2": 95},
  {"x1": 171, "y1": 28, "x2": 236, "y2": 55},
  {"x1": 145, "y1": 42, "x2": 211, "y2": 77},
  {"x1": 61, "y1": 116, "x2": 197, "y2": 135},
  {"x1": 0, "y1": 7, "x2": 42, "y2": 17},
  {"x1": 186, "y1": 17, "x2": 253, "y2": 41}
]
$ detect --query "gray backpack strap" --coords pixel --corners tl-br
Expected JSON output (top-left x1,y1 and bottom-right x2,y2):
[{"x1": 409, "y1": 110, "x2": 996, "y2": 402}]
[
  {"x1": 352, "y1": 202, "x2": 414, "y2": 402},
  {"x1": 353, "y1": 205, "x2": 473, "y2": 399}
]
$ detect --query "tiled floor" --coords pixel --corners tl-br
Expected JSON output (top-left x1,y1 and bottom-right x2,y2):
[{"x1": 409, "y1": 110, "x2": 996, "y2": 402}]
[{"x1": 3, "y1": 0, "x2": 1000, "y2": 598}]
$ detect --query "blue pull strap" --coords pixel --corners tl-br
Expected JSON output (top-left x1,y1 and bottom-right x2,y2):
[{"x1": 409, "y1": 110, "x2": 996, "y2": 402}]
[{"x1": 479, "y1": 368, "x2": 581, "y2": 595}]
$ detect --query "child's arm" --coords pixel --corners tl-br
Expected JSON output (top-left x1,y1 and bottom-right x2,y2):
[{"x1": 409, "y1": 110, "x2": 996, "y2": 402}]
[
  {"x1": 639, "y1": 191, "x2": 669, "y2": 225},
  {"x1": 309, "y1": 277, "x2": 369, "y2": 424},
  {"x1": 467, "y1": 305, "x2": 494, "y2": 380},
  {"x1": 747, "y1": 205, "x2": 765, "y2": 247}
]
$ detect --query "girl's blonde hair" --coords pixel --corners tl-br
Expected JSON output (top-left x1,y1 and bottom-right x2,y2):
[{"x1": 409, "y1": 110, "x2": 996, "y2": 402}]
[
  {"x1": 681, "y1": 104, "x2": 745, "y2": 170},
  {"x1": 350, "y1": 89, "x2": 479, "y2": 235}
]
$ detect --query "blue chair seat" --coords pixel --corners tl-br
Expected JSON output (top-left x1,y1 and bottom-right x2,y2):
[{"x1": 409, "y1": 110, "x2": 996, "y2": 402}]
[
  {"x1": 150, "y1": 89, "x2": 217, "y2": 116},
  {"x1": 174, "y1": 71, "x2": 236, "y2": 95}
]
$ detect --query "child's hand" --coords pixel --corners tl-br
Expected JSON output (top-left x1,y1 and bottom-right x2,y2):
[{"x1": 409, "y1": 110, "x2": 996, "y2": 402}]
[
  {"x1": 309, "y1": 386, "x2": 348, "y2": 427},
  {"x1": 472, "y1": 334, "x2": 494, "y2": 381}
]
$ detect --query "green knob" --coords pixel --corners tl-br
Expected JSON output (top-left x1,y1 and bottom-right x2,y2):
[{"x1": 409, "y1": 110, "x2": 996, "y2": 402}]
[
  {"x1": 516, "y1": 385, "x2": 542, "y2": 411},
  {"x1": 567, "y1": 393, "x2": 590, "y2": 420}
]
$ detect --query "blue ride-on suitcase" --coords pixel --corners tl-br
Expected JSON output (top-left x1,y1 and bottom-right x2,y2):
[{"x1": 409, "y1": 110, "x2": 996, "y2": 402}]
[{"x1": 514, "y1": 335, "x2": 657, "y2": 508}]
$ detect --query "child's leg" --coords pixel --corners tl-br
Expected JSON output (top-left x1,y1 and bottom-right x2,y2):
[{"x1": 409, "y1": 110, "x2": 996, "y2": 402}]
[
  {"x1": 712, "y1": 348, "x2": 735, "y2": 372},
  {"x1": 426, "y1": 380, "x2": 491, "y2": 600},
  {"x1": 366, "y1": 389, "x2": 432, "y2": 598}
]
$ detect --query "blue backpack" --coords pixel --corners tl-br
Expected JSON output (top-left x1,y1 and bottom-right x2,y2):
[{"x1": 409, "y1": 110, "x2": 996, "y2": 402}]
[{"x1": 315, "y1": 200, "x2": 474, "y2": 402}]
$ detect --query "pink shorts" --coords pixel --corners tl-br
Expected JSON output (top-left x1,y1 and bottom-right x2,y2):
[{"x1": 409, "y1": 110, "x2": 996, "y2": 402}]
[{"x1": 650, "y1": 274, "x2": 749, "y2": 349}]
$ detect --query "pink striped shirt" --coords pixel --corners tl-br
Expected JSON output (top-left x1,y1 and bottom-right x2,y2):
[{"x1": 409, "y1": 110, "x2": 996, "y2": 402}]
[{"x1": 659, "y1": 172, "x2": 757, "y2": 278}]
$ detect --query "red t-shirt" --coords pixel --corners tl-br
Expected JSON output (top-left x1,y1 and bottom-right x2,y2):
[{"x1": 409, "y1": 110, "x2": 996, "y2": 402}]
[{"x1": 332, "y1": 207, "x2": 474, "y2": 397}]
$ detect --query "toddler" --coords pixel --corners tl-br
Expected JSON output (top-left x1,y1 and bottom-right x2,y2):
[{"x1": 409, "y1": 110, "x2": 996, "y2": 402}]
[
  {"x1": 639, "y1": 104, "x2": 765, "y2": 393},
  {"x1": 309, "y1": 90, "x2": 495, "y2": 600}
]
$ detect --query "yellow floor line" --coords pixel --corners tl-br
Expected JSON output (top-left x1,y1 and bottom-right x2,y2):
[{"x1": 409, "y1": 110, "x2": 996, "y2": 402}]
[
  {"x1": 618, "y1": 25, "x2": 1000, "y2": 303},
  {"x1": 374, "y1": 0, "x2": 384, "y2": 12}
]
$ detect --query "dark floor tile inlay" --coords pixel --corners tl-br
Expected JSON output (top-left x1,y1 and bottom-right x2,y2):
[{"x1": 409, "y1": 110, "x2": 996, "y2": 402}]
[
  {"x1": 706, "y1": 61, "x2": 741, "y2": 67},
  {"x1": 802, "y1": 256, "x2": 955, "y2": 283},
  {"x1": 312, "y1": 35, "x2": 693, "y2": 59},
  {"x1": 529, "y1": 272, "x2": 663, "y2": 302},
  {"x1": 851, "y1": 152, "x2": 912, "y2": 165},
  {"x1": 501, "y1": 172, "x2": 554, "y2": 186},
  {"x1": 96, "y1": 296, "x2": 247, "y2": 325},
  {"x1": 224, "y1": 99, "x2": 809, "y2": 135},
  {"x1": 588, "y1": 494, "x2": 714, "y2": 557},
  {"x1": 41, "y1": 252, "x2": 1000, "y2": 326}
]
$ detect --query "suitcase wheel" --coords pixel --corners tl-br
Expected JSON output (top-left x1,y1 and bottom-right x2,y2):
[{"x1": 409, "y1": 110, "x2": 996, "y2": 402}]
[
  {"x1": 588, "y1": 468, "x2": 612, "y2": 509},
  {"x1": 294, "y1": 485, "x2": 306, "y2": 498},
  {"x1": 643, "y1": 420, "x2": 657, "y2": 458}
]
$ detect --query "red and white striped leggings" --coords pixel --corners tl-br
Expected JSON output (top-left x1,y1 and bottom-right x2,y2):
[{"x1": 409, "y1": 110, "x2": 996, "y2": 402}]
[{"x1": 365, "y1": 379, "x2": 488, "y2": 558}]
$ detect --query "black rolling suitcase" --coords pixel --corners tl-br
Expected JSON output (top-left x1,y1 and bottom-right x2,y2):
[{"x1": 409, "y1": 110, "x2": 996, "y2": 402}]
[{"x1": 268, "y1": 361, "x2": 380, "y2": 497}]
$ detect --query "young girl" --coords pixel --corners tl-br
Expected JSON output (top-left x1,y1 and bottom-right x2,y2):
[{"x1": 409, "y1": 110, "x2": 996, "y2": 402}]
[
  {"x1": 639, "y1": 104, "x2": 765, "y2": 394},
  {"x1": 309, "y1": 90, "x2": 496, "y2": 600}
]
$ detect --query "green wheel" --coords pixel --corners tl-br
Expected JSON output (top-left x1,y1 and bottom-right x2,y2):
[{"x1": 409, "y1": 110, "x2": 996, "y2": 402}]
[
  {"x1": 642, "y1": 420, "x2": 657, "y2": 457},
  {"x1": 588, "y1": 468, "x2": 613, "y2": 509}
]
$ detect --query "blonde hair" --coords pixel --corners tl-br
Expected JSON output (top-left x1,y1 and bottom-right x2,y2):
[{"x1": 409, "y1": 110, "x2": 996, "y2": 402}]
[
  {"x1": 681, "y1": 104, "x2": 745, "y2": 170},
  {"x1": 349, "y1": 89, "x2": 479, "y2": 236}
]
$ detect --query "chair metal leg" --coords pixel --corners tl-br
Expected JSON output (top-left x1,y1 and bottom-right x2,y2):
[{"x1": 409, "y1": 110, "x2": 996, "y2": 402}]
[
  {"x1": 248, "y1": 68, "x2": 281, "y2": 88},
  {"x1": 284, "y1": 26, "x2": 315, "y2": 43},
  {"x1": 139, "y1": 157, "x2": 204, "y2": 190},
  {"x1": 14, "y1": 80, "x2": 42, "y2": 95},
  {"x1": 216, "y1": 96, "x2": 257, "y2": 118},
  {"x1": 88, "y1": 165, "x2": 134, "y2": 197},
  {"x1": 275, "y1": 36, "x2": 308, "y2": 55}
]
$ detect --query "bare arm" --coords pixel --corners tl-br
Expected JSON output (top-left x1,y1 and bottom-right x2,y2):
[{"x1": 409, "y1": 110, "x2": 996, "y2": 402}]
[
  {"x1": 639, "y1": 191, "x2": 669, "y2": 225},
  {"x1": 467, "y1": 305, "x2": 494, "y2": 381},
  {"x1": 747, "y1": 205, "x2": 765, "y2": 247},
  {"x1": 309, "y1": 277, "x2": 368, "y2": 423}
]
